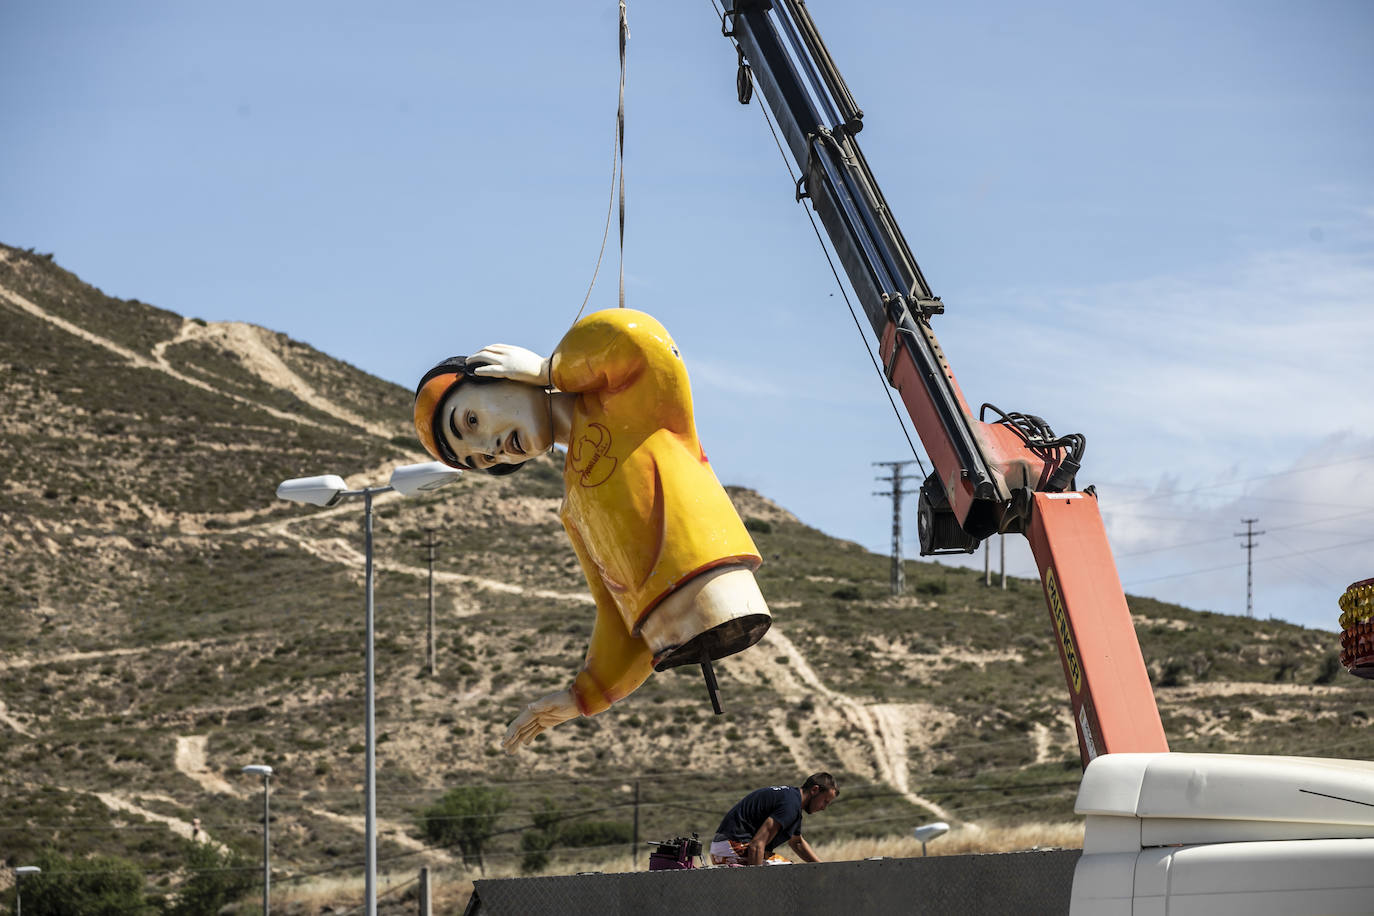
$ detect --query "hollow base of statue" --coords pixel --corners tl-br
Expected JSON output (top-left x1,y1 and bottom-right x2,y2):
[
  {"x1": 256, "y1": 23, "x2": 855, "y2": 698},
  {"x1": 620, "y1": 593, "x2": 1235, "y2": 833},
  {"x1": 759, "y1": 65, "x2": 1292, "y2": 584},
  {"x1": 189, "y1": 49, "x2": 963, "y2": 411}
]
[{"x1": 637, "y1": 564, "x2": 772, "y2": 672}]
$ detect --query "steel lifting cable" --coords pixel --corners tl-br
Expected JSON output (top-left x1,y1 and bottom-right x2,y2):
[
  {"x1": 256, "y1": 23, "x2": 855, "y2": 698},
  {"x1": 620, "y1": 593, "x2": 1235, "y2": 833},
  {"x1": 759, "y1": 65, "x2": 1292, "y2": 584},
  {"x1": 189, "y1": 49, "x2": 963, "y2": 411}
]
[
  {"x1": 575, "y1": 132, "x2": 619, "y2": 323},
  {"x1": 617, "y1": 0, "x2": 629, "y2": 309},
  {"x1": 576, "y1": 1, "x2": 631, "y2": 322},
  {"x1": 563, "y1": 1, "x2": 632, "y2": 455}
]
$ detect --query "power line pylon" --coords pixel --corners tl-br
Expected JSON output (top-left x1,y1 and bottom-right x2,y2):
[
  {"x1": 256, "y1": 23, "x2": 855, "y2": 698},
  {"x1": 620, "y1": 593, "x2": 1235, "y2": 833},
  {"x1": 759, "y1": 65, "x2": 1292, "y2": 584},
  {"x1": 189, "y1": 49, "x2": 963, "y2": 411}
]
[
  {"x1": 873, "y1": 461, "x2": 920, "y2": 596},
  {"x1": 423, "y1": 528, "x2": 438, "y2": 675},
  {"x1": 984, "y1": 534, "x2": 1007, "y2": 589},
  {"x1": 1233, "y1": 518, "x2": 1264, "y2": 618}
]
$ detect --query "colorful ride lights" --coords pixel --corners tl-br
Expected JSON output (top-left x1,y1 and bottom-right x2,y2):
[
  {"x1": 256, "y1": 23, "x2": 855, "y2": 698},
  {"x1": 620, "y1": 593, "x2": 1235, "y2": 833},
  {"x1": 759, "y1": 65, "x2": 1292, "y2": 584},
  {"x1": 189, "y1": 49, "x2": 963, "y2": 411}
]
[{"x1": 1338, "y1": 578, "x2": 1374, "y2": 679}]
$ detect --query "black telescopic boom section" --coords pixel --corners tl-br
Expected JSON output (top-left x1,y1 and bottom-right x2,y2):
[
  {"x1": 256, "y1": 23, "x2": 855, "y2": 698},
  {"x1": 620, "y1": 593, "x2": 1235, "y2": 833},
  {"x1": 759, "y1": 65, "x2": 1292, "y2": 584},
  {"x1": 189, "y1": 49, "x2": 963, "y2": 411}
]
[
  {"x1": 785, "y1": 0, "x2": 863, "y2": 135},
  {"x1": 724, "y1": 0, "x2": 996, "y2": 503}
]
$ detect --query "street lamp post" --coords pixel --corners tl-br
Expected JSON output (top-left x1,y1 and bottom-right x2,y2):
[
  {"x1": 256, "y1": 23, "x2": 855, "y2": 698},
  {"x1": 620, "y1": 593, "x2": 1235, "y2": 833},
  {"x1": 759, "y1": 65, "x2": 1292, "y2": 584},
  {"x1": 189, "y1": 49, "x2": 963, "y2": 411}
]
[
  {"x1": 276, "y1": 462, "x2": 461, "y2": 916},
  {"x1": 242, "y1": 764, "x2": 273, "y2": 915},
  {"x1": 14, "y1": 866, "x2": 40, "y2": 916}
]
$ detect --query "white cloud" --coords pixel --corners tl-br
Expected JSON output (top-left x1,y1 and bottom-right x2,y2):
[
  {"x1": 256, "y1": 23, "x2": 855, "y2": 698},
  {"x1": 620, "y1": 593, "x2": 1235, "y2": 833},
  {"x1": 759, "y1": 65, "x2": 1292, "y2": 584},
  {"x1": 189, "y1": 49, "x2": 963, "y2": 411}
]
[
  {"x1": 908, "y1": 228, "x2": 1374, "y2": 633},
  {"x1": 966, "y1": 237, "x2": 1374, "y2": 481}
]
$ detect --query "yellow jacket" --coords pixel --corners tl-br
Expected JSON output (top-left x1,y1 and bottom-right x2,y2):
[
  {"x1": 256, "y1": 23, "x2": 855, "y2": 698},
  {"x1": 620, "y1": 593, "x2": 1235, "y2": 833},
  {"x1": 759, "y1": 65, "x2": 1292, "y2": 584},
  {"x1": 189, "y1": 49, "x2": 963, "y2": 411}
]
[{"x1": 552, "y1": 310, "x2": 761, "y2": 716}]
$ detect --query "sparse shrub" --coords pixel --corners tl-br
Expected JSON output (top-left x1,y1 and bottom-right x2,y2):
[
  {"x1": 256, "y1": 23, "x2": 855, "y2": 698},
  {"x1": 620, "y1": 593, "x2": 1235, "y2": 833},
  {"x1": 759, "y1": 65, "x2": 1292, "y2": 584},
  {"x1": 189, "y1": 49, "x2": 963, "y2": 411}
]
[
  {"x1": 744, "y1": 517, "x2": 773, "y2": 534},
  {"x1": 166, "y1": 841, "x2": 258, "y2": 916},
  {"x1": 1157, "y1": 659, "x2": 1188, "y2": 687},
  {"x1": 1190, "y1": 652, "x2": 1214, "y2": 681},
  {"x1": 419, "y1": 786, "x2": 509, "y2": 873},
  {"x1": 1314, "y1": 652, "x2": 1341, "y2": 685},
  {"x1": 560, "y1": 820, "x2": 632, "y2": 848},
  {"x1": 915, "y1": 579, "x2": 948, "y2": 596},
  {"x1": 522, "y1": 798, "x2": 592, "y2": 873},
  {"x1": 521, "y1": 834, "x2": 552, "y2": 873},
  {"x1": 832, "y1": 585, "x2": 861, "y2": 601},
  {"x1": 13, "y1": 850, "x2": 152, "y2": 915}
]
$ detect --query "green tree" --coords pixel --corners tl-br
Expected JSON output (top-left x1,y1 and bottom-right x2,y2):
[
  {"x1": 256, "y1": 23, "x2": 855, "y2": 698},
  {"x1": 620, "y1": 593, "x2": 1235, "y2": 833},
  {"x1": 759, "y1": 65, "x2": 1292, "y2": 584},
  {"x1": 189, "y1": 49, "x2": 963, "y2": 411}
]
[
  {"x1": 518, "y1": 798, "x2": 633, "y2": 873},
  {"x1": 419, "y1": 786, "x2": 509, "y2": 873},
  {"x1": 167, "y1": 841, "x2": 259, "y2": 916},
  {"x1": 520, "y1": 798, "x2": 564, "y2": 874},
  {"x1": 11, "y1": 850, "x2": 154, "y2": 916}
]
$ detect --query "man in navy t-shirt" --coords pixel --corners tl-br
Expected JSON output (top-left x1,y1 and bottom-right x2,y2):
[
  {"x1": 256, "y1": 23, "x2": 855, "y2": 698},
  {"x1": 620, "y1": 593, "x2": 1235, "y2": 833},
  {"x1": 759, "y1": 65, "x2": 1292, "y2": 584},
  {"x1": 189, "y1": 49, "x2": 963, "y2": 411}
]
[{"x1": 710, "y1": 772, "x2": 840, "y2": 865}]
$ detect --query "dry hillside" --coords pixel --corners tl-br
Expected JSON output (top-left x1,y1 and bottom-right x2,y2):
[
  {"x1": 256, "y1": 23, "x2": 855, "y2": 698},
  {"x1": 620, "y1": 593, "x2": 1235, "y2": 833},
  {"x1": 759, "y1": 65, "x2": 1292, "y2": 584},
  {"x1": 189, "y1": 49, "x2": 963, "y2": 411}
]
[{"x1": 1, "y1": 243, "x2": 1369, "y2": 912}]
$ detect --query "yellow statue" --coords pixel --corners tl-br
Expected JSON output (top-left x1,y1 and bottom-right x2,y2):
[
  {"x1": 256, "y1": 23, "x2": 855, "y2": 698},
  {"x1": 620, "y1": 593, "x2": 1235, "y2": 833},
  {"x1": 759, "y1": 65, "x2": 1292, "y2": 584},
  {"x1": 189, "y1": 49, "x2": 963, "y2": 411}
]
[{"x1": 414, "y1": 309, "x2": 771, "y2": 751}]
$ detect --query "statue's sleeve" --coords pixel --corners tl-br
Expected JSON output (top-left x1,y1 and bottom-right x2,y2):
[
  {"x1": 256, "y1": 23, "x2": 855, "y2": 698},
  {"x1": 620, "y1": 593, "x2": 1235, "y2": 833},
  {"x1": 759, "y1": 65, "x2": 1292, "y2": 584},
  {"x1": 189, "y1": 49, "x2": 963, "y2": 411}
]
[
  {"x1": 565, "y1": 521, "x2": 655, "y2": 716},
  {"x1": 549, "y1": 310, "x2": 650, "y2": 395}
]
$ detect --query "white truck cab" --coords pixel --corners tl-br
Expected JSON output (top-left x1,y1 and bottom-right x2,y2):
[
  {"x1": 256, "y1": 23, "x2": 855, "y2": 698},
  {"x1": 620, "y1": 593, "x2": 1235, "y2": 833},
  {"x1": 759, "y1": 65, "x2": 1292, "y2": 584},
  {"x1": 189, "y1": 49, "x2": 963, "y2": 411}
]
[{"x1": 1070, "y1": 753, "x2": 1374, "y2": 915}]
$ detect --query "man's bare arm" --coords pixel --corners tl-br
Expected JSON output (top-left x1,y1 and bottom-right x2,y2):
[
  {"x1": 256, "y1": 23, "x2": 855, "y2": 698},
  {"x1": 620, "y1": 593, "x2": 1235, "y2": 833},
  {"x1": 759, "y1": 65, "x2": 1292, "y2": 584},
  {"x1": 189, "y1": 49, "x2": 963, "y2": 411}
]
[
  {"x1": 788, "y1": 834, "x2": 821, "y2": 863},
  {"x1": 747, "y1": 817, "x2": 781, "y2": 866}
]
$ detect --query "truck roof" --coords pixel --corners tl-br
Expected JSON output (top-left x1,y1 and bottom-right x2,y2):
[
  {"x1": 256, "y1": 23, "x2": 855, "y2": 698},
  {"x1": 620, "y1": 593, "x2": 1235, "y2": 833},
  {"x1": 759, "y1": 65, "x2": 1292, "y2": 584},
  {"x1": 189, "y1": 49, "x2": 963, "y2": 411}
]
[{"x1": 1077, "y1": 753, "x2": 1374, "y2": 826}]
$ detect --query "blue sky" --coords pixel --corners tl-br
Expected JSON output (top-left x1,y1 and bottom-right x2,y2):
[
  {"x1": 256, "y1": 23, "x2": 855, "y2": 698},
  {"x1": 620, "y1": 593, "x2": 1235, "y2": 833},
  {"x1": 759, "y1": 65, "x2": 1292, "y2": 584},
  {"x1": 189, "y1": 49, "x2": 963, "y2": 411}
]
[{"x1": 4, "y1": 1, "x2": 1372, "y2": 632}]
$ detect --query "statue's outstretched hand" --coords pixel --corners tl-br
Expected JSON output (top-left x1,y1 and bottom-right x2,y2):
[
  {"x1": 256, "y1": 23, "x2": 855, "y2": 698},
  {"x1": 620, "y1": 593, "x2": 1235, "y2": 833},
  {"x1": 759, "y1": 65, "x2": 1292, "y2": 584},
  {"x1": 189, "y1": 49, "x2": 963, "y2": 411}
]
[
  {"x1": 502, "y1": 689, "x2": 580, "y2": 753},
  {"x1": 468, "y1": 344, "x2": 550, "y2": 386}
]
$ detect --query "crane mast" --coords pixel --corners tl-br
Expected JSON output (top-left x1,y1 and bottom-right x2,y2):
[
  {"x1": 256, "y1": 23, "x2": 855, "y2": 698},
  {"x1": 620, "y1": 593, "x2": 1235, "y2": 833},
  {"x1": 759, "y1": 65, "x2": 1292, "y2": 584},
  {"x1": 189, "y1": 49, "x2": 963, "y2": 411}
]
[{"x1": 720, "y1": 0, "x2": 1168, "y2": 764}]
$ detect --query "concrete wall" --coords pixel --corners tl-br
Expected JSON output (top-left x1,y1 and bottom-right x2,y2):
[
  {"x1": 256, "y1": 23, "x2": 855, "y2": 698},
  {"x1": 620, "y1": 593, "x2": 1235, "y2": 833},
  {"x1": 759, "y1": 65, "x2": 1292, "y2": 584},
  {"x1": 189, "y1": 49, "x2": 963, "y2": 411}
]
[{"x1": 464, "y1": 848, "x2": 1081, "y2": 915}]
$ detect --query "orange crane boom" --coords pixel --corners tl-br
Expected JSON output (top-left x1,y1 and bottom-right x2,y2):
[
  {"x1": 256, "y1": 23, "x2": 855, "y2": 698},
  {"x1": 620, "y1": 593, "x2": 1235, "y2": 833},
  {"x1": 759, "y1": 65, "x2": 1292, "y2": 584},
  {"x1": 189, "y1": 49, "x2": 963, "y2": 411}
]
[{"x1": 721, "y1": 0, "x2": 1167, "y2": 763}]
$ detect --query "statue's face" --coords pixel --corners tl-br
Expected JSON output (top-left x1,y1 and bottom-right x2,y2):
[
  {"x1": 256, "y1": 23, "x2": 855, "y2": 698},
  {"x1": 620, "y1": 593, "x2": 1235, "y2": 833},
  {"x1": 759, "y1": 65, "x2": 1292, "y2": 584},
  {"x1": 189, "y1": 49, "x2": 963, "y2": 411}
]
[{"x1": 438, "y1": 380, "x2": 551, "y2": 470}]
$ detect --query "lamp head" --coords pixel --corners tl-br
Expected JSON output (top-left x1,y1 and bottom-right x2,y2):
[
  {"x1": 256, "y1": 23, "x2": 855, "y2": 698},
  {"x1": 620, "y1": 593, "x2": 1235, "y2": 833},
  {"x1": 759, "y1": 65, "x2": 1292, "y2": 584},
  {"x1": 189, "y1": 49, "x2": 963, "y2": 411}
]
[
  {"x1": 913, "y1": 822, "x2": 949, "y2": 844},
  {"x1": 388, "y1": 462, "x2": 462, "y2": 497},
  {"x1": 276, "y1": 475, "x2": 348, "y2": 507},
  {"x1": 242, "y1": 764, "x2": 274, "y2": 778}
]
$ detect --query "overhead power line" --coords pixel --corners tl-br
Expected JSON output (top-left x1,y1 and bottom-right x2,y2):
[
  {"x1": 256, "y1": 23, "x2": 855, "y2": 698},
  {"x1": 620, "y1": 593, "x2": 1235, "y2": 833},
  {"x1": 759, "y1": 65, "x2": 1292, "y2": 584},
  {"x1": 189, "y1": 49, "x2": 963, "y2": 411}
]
[
  {"x1": 423, "y1": 527, "x2": 438, "y2": 676},
  {"x1": 1124, "y1": 533, "x2": 1374, "y2": 587},
  {"x1": 1103, "y1": 452, "x2": 1374, "y2": 508},
  {"x1": 1115, "y1": 507, "x2": 1374, "y2": 559}
]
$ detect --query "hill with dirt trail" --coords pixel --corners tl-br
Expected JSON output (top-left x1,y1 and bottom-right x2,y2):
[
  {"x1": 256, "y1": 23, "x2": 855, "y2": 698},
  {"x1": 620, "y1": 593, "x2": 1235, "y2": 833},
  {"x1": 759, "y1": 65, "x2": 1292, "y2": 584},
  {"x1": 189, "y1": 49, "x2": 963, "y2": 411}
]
[{"x1": 1, "y1": 243, "x2": 1369, "y2": 910}]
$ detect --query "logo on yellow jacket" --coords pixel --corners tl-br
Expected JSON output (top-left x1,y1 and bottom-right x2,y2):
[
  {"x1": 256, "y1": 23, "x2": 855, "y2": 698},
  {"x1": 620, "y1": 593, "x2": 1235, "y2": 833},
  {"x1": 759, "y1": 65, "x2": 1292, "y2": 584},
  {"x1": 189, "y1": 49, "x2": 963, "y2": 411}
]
[{"x1": 572, "y1": 422, "x2": 617, "y2": 488}]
